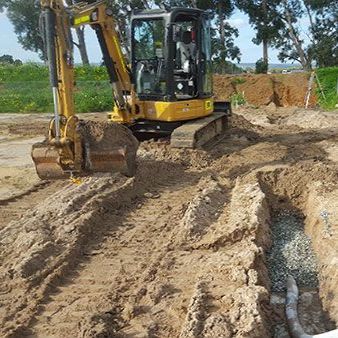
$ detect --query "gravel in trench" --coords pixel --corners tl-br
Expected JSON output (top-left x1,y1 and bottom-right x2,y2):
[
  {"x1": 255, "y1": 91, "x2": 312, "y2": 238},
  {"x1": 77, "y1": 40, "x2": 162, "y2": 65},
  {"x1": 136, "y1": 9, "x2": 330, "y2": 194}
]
[{"x1": 267, "y1": 210, "x2": 319, "y2": 292}]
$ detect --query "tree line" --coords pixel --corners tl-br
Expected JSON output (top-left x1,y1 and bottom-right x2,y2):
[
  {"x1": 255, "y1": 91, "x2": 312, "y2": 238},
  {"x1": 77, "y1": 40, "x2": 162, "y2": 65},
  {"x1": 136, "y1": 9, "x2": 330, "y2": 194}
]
[{"x1": 0, "y1": 0, "x2": 337, "y2": 72}]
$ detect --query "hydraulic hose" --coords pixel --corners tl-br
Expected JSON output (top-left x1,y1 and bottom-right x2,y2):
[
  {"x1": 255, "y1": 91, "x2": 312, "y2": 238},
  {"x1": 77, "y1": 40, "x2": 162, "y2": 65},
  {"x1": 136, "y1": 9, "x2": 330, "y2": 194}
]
[{"x1": 93, "y1": 24, "x2": 127, "y2": 110}]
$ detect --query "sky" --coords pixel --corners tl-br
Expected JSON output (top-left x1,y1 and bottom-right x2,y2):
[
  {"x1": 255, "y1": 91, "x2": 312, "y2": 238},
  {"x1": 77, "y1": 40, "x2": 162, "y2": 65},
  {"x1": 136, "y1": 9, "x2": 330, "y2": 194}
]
[{"x1": 0, "y1": 10, "x2": 297, "y2": 65}]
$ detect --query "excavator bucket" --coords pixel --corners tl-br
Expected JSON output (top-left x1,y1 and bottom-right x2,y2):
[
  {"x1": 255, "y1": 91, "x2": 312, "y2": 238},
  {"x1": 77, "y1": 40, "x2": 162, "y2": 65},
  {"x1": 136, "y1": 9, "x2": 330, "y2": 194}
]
[
  {"x1": 32, "y1": 143, "x2": 69, "y2": 179},
  {"x1": 31, "y1": 120, "x2": 139, "y2": 180},
  {"x1": 77, "y1": 120, "x2": 139, "y2": 177}
]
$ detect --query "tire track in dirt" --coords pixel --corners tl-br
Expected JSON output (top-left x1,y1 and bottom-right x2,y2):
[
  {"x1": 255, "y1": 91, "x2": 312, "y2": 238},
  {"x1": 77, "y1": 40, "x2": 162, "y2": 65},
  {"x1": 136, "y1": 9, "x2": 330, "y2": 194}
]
[
  {"x1": 0, "y1": 160, "x2": 202, "y2": 337},
  {"x1": 0, "y1": 181, "x2": 67, "y2": 230},
  {"x1": 20, "y1": 169, "x2": 201, "y2": 337}
]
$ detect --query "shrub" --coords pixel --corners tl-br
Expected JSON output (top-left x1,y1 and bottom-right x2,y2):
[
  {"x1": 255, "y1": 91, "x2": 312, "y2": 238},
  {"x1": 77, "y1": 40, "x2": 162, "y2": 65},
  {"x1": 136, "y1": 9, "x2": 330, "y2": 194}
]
[
  {"x1": 230, "y1": 92, "x2": 246, "y2": 106},
  {"x1": 0, "y1": 64, "x2": 112, "y2": 113},
  {"x1": 231, "y1": 77, "x2": 246, "y2": 85},
  {"x1": 316, "y1": 67, "x2": 338, "y2": 110},
  {"x1": 255, "y1": 58, "x2": 268, "y2": 74}
]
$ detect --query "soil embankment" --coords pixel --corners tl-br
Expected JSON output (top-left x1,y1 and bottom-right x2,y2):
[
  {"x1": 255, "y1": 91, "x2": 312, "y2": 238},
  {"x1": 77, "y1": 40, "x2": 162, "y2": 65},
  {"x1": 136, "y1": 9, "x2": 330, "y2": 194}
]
[{"x1": 214, "y1": 73, "x2": 317, "y2": 107}]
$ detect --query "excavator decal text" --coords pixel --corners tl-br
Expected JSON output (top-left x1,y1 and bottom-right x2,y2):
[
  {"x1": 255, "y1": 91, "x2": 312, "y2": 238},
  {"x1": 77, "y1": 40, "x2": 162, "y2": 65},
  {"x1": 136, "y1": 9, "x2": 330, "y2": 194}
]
[{"x1": 74, "y1": 15, "x2": 91, "y2": 25}]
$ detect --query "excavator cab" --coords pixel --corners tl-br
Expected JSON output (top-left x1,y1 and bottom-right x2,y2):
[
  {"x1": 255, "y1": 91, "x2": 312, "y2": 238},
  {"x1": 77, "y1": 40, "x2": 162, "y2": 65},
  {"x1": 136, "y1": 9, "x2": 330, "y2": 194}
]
[
  {"x1": 124, "y1": 8, "x2": 229, "y2": 140},
  {"x1": 131, "y1": 8, "x2": 212, "y2": 102}
]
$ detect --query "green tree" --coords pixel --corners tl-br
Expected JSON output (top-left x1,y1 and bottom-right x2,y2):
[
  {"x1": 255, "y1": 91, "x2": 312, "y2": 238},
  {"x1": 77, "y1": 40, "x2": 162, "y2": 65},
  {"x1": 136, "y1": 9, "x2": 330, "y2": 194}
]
[
  {"x1": 275, "y1": 0, "x2": 312, "y2": 70},
  {"x1": 0, "y1": 54, "x2": 22, "y2": 65},
  {"x1": 306, "y1": 0, "x2": 337, "y2": 67},
  {"x1": 0, "y1": 0, "x2": 89, "y2": 64},
  {"x1": 236, "y1": 0, "x2": 337, "y2": 70},
  {"x1": 236, "y1": 0, "x2": 283, "y2": 72},
  {"x1": 211, "y1": 0, "x2": 241, "y2": 73},
  {"x1": 260, "y1": 0, "x2": 337, "y2": 69},
  {"x1": 0, "y1": 0, "x2": 45, "y2": 59},
  {"x1": 255, "y1": 58, "x2": 268, "y2": 73},
  {"x1": 0, "y1": 54, "x2": 14, "y2": 64}
]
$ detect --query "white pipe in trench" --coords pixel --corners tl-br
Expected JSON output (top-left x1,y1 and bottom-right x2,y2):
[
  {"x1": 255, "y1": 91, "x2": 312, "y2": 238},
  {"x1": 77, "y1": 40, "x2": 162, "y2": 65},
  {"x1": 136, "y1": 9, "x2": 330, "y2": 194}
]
[{"x1": 286, "y1": 276, "x2": 338, "y2": 338}]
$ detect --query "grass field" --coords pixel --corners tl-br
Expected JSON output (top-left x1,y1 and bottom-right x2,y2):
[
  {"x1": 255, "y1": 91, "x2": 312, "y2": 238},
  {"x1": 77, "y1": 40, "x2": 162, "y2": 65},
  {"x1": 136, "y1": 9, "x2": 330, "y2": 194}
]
[
  {"x1": 0, "y1": 63, "x2": 337, "y2": 113},
  {"x1": 0, "y1": 64, "x2": 113, "y2": 113}
]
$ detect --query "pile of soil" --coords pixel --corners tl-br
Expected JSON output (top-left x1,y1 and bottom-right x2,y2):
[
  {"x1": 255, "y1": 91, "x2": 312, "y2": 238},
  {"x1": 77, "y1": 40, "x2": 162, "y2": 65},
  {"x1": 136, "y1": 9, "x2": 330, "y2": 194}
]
[
  {"x1": 213, "y1": 73, "x2": 317, "y2": 108},
  {"x1": 77, "y1": 120, "x2": 139, "y2": 176}
]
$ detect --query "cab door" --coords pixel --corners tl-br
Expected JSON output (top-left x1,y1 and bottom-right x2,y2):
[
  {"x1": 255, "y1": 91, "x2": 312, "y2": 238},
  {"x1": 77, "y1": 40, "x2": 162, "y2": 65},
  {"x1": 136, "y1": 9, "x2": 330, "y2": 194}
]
[{"x1": 198, "y1": 16, "x2": 213, "y2": 98}]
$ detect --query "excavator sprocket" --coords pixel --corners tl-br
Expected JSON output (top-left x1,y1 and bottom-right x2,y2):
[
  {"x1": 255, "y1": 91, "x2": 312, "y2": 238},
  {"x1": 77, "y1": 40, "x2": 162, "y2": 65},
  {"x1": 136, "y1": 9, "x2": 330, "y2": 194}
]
[{"x1": 31, "y1": 121, "x2": 139, "y2": 180}]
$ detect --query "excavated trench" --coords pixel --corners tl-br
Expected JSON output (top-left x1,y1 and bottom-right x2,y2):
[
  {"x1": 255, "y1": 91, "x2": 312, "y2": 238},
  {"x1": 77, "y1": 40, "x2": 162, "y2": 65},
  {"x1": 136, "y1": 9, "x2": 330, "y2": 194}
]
[
  {"x1": 8, "y1": 164, "x2": 333, "y2": 338},
  {"x1": 253, "y1": 168, "x2": 338, "y2": 337},
  {"x1": 267, "y1": 210, "x2": 334, "y2": 337}
]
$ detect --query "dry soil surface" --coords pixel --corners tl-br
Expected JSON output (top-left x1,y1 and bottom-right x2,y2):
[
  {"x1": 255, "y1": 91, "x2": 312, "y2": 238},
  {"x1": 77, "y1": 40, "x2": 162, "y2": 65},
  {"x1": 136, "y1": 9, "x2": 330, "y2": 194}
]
[
  {"x1": 0, "y1": 105, "x2": 338, "y2": 338},
  {"x1": 213, "y1": 73, "x2": 317, "y2": 107}
]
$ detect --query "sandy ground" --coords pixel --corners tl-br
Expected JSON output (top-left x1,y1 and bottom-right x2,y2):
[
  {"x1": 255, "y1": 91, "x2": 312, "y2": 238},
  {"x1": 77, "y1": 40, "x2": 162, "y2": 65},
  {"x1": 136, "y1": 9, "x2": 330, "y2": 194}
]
[
  {"x1": 0, "y1": 113, "x2": 108, "y2": 201},
  {"x1": 0, "y1": 105, "x2": 338, "y2": 338},
  {"x1": 0, "y1": 114, "x2": 48, "y2": 200}
]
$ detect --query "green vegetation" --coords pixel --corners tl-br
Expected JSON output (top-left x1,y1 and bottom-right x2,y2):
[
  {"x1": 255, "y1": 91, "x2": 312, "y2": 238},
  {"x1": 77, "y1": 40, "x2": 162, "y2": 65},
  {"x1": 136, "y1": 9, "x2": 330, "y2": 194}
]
[
  {"x1": 230, "y1": 92, "x2": 246, "y2": 106},
  {"x1": 1, "y1": 64, "x2": 337, "y2": 113},
  {"x1": 231, "y1": 77, "x2": 246, "y2": 85},
  {"x1": 255, "y1": 58, "x2": 268, "y2": 74},
  {"x1": 0, "y1": 64, "x2": 112, "y2": 113},
  {"x1": 316, "y1": 67, "x2": 338, "y2": 110}
]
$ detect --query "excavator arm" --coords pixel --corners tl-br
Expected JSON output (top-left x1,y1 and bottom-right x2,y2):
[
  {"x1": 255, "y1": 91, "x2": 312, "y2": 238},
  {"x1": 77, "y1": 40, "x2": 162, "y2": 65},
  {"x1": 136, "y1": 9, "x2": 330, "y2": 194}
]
[
  {"x1": 71, "y1": 0, "x2": 134, "y2": 119},
  {"x1": 32, "y1": 0, "x2": 138, "y2": 180}
]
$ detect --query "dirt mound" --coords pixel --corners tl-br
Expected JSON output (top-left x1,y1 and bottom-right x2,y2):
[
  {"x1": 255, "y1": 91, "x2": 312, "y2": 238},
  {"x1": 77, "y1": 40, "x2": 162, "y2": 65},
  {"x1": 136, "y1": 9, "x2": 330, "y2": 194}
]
[
  {"x1": 177, "y1": 176, "x2": 225, "y2": 244},
  {"x1": 139, "y1": 141, "x2": 213, "y2": 170},
  {"x1": 306, "y1": 184, "x2": 338, "y2": 322},
  {"x1": 257, "y1": 163, "x2": 338, "y2": 210},
  {"x1": 284, "y1": 109, "x2": 338, "y2": 129},
  {"x1": 214, "y1": 73, "x2": 317, "y2": 107},
  {"x1": 77, "y1": 120, "x2": 139, "y2": 176},
  {"x1": 77, "y1": 120, "x2": 138, "y2": 150}
]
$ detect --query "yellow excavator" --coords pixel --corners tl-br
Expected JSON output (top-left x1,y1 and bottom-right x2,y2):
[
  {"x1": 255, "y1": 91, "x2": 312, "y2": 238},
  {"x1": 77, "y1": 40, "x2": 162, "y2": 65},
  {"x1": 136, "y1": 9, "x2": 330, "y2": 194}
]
[{"x1": 32, "y1": 0, "x2": 231, "y2": 180}]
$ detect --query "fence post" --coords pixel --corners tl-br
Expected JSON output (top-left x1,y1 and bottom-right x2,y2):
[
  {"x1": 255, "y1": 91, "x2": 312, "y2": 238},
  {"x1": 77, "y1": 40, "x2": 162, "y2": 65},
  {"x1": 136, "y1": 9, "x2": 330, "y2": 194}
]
[{"x1": 304, "y1": 72, "x2": 315, "y2": 109}]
